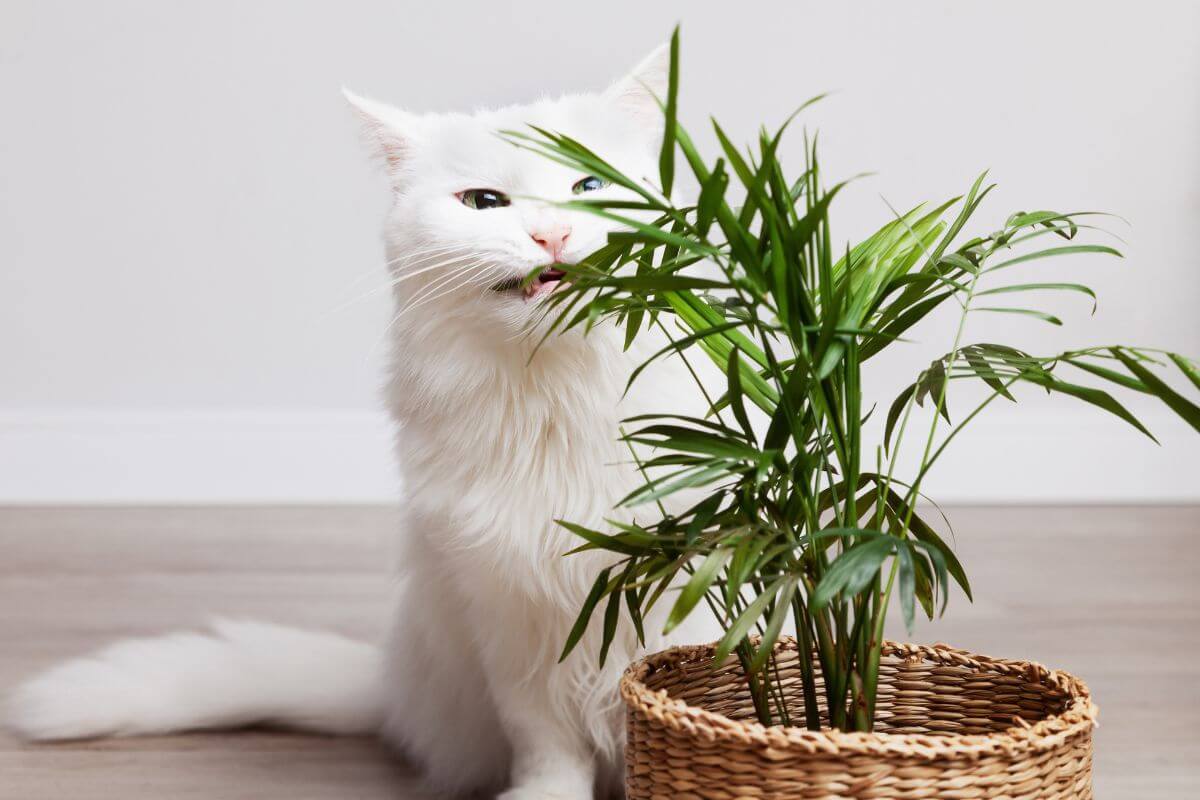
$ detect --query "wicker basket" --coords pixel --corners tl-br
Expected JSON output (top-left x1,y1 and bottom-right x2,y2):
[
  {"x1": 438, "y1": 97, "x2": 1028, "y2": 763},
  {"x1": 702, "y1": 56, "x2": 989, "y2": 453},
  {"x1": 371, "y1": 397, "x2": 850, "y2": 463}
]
[{"x1": 621, "y1": 638, "x2": 1097, "y2": 799}]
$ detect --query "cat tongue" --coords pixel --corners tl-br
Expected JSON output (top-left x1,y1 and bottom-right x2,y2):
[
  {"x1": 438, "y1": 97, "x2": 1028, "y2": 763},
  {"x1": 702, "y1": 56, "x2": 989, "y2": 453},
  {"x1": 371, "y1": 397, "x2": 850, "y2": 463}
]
[{"x1": 523, "y1": 268, "x2": 567, "y2": 300}]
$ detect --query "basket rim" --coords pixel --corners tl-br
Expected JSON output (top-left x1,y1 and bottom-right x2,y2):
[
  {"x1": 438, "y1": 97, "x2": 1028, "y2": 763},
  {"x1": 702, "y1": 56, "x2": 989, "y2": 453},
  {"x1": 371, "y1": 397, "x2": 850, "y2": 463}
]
[{"x1": 620, "y1": 637, "x2": 1097, "y2": 761}]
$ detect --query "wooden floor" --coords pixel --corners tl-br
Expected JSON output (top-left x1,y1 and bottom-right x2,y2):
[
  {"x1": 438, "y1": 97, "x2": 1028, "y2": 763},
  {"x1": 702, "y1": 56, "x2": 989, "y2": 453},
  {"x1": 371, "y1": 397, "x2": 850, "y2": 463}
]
[{"x1": 0, "y1": 505, "x2": 1196, "y2": 799}]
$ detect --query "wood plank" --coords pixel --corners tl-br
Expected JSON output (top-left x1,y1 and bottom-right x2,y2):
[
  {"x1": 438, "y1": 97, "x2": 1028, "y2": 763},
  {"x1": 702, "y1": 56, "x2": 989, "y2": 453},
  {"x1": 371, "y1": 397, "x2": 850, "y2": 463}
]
[{"x1": 0, "y1": 505, "x2": 1196, "y2": 798}]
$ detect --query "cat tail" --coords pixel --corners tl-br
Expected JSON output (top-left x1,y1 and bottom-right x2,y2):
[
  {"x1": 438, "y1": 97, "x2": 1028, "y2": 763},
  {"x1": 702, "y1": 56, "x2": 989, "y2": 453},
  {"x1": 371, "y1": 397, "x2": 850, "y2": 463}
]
[{"x1": 6, "y1": 619, "x2": 382, "y2": 741}]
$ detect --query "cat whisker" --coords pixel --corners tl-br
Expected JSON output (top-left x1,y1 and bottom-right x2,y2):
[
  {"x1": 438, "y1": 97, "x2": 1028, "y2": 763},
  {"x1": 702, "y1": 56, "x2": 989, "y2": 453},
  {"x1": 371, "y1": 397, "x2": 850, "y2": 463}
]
[
  {"x1": 368, "y1": 269, "x2": 479, "y2": 358},
  {"x1": 391, "y1": 240, "x2": 469, "y2": 261},
  {"x1": 397, "y1": 262, "x2": 506, "y2": 320},
  {"x1": 395, "y1": 259, "x2": 491, "y2": 317},
  {"x1": 392, "y1": 242, "x2": 490, "y2": 270},
  {"x1": 470, "y1": 265, "x2": 508, "y2": 307},
  {"x1": 338, "y1": 242, "x2": 466, "y2": 296},
  {"x1": 330, "y1": 256, "x2": 482, "y2": 313},
  {"x1": 363, "y1": 260, "x2": 503, "y2": 367},
  {"x1": 331, "y1": 247, "x2": 494, "y2": 313}
]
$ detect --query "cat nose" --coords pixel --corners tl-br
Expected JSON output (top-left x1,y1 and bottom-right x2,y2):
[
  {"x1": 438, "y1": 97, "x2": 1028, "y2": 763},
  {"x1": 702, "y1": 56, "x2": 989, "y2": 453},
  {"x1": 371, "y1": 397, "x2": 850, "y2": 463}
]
[{"x1": 530, "y1": 225, "x2": 571, "y2": 260}]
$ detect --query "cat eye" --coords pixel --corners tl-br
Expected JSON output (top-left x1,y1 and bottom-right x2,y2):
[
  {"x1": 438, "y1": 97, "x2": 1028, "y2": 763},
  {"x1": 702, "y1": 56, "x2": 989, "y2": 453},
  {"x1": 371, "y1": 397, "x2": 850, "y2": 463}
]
[
  {"x1": 572, "y1": 176, "x2": 609, "y2": 194},
  {"x1": 459, "y1": 189, "x2": 511, "y2": 210}
]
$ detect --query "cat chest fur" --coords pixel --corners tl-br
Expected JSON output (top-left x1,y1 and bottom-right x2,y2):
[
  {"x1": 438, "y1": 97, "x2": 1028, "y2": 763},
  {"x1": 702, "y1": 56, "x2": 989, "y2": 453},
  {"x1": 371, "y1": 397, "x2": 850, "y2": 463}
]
[{"x1": 389, "y1": 330, "x2": 649, "y2": 580}]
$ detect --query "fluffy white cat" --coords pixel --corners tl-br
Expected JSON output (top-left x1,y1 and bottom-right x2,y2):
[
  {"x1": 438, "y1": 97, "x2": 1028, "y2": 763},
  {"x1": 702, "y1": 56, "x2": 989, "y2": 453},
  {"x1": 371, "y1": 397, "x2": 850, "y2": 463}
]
[{"x1": 7, "y1": 46, "x2": 711, "y2": 799}]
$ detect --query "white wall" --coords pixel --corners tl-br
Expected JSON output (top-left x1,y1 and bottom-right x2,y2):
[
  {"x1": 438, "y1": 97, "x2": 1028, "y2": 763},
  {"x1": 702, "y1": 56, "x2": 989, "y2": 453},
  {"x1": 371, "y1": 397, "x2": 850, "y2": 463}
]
[{"x1": 2, "y1": 0, "x2": 1197, "y2": 503}]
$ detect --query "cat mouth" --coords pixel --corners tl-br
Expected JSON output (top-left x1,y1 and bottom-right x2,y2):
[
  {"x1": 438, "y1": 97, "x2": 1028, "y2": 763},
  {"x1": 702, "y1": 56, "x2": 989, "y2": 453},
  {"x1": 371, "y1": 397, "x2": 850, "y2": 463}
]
[{"x1": 491, "y1": 268, "x2": 568, "y2": 301}]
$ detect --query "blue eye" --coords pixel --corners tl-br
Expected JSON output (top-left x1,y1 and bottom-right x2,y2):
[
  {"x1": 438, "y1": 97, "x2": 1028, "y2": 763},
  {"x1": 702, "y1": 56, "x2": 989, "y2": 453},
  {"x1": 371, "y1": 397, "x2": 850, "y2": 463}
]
[
  {"x1": 572, "y1": 176, "x2": 609, "y2": 194},
  {"x1": 459, "y1": 189, "x2": 510, "y2": 210}
]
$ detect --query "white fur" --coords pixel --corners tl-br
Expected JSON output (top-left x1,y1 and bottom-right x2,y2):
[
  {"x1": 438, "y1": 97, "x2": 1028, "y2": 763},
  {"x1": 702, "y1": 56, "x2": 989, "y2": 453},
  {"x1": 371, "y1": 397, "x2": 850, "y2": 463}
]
[
  {"x1": 8, "y1": 45, "x2": 708, "y2": 799},
  {"x1": 7, "y1": 620, "x2": 380, "y2": 739}
]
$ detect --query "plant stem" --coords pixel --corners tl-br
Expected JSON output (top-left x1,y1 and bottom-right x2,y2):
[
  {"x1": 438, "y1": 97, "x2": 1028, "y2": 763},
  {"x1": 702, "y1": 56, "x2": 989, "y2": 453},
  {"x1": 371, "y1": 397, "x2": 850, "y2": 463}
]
[
  {"x1": 791, "y1": 600, "x2": 822, "y2": 730},
  {"x1": 863, "y1": 557, "x2": 898, "y2": 725}
]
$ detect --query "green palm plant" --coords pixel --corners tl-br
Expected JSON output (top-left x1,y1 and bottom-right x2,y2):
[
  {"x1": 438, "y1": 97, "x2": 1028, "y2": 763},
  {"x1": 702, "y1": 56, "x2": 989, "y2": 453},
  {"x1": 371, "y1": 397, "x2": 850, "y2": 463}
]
[{"x1": 508, "y1": 29, "x2": 1200, "y2": 733}]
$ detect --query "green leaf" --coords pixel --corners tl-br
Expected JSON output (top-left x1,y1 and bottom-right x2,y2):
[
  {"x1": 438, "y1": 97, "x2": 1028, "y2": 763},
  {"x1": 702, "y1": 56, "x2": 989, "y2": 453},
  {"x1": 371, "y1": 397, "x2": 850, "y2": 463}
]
[
  {"x1": 625, "y1": 585, "x2": 646, "y2": 645},
  {"x1": 556, "y1": 520, "x2": 644, "y2": 556},
  {"x1": 621, "y1": 461, "x2": 732, "y2": 507},
  {"x1": 986, "y1": 243, "x2": 1122, "y2": 272},
  {"x1": 973, "y1": 343, "x2": 1039, "y2": 370},
  {"x1": 812, "y1": 537, "x2": 894, "y2": 609},
  {"x1": 667, "y1": 291, "x2": 770, "y2": 368},
  {"x1": 976, "y1": 282, "x2": 1097, "y2": 313},
  {"x1": 623, "y1": 305, "x2": 644, "y2": 352},
  {"x1": 713, "y1": 577, "x2": 787, "y2": 664},
  {"x1": 975, "y1": 307, "x2": 1063, "y2": 326},
  {"x1": 710, "y1": 119, "x2": 756, "y2": 205},
  {"x1": 961, "y1": 347, "x2": 1016, "y2": 401},
  {"x1": 895, "y1": 543, "x2": 916, "y2": 633},
  {"x1": 588, "y1": 274, "x2": 728, "y2": 292},
  {"x1": 864, "y1": 290, "x2": 955, "y2": 360},
  {"x1": 913, "y1": 539, "x2": 951, "y2": 614},
  {"x1": 685, "y1": 493, "x2": 725, "y2": 544},
  {"x1": 696, "y1": 159, "x2": 728, "y2": 235},
  {"x1": 598, "y1": 577, "x2": 623, "y2": 666},
  {"x1": 559, "y1": 567, "x2": 611, "y2": 662},
  {"x1": 552, "y1": 205, "x2": 705, "y2": 254},
  {"x1": 658, "y1": 28, "x2": 679, "y2": 197},
  {"x1": 725, "y1": 348, "x2": 755, "y2": 442},
  {"x1": 914, "y1": 359, "x2": 951, "y2": 423},
  {"x1": 902, "y1": 505, "x2": 972, "y2": 601},
  {"x1": 939, "y1": 253, "x2": 979, "y2": 274},
  {"x1": 1022, "y1": 371, "x2": 1157, "y2": 441},
  {"x1": 625, "y1": 423, "x2": 758, "y2": 459},
  {"x1": 912, "y1": 550, "x2": 936, "y2": 620},
  {"x1": 1169, "y1": 353, "x2": 1200, "y2": 392},
  {"x1": 1065, "y1": 355, "x2": 1148, "y2": 393},
  {"x1": 624, "y1": 320, "x2": 749, "y2": 394},
  {"x1": 1005, "y1": 210, "x2": 1080, "y2": 238},
  {"x1": 748, "y1": 578, "x2": 798, "y2": 672},
  {"x1": 884, "y1": 383, "x2": 915, "y2": 454},
  {"x1": 622, "y1": 412, "x2": 745, "y2": 435},
  {"x1": 1112, "y1": 349, "x2": 1200, "y2": 433},
  {"x1": 503, "y1": 128, "x2": 667, "y2": 209},
  {"x1": 664, "y1": 549, "x2": 731, "y2": 633}
]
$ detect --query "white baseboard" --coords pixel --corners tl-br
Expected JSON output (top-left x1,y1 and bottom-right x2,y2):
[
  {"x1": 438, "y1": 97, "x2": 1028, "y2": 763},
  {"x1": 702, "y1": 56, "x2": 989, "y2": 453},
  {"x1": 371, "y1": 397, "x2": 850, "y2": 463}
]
[{"x1": 0, "y1": 408, "x2": 1195, "y2": 504}]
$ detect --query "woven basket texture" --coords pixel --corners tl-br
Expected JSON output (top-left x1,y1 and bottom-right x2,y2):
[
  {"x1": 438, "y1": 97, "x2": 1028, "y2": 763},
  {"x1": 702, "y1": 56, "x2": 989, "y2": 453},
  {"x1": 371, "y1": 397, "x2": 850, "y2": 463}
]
[{"x1": 622, "y1": 638, "x2": 1096, "y2": 799}]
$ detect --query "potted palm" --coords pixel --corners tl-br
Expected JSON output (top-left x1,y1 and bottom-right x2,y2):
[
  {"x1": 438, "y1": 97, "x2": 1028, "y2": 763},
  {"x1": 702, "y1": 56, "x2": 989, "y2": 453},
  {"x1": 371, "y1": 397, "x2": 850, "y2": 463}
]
[{"x1": 511, "y1": 30, "x2": 1200, "y2": 799}]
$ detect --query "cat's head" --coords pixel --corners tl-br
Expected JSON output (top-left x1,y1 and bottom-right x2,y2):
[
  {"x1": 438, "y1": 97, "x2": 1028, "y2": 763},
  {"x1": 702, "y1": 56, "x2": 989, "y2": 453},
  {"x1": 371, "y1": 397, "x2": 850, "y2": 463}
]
[{"x1": 346, "y1": 46, "x2": 668, "y2": 341}]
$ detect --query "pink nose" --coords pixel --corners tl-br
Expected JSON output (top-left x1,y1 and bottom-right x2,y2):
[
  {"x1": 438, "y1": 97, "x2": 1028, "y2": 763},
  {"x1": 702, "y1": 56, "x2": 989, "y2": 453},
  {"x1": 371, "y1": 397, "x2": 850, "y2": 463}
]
[{"x1": 530, "y1": 224, "x2": 571, "y2": 260}]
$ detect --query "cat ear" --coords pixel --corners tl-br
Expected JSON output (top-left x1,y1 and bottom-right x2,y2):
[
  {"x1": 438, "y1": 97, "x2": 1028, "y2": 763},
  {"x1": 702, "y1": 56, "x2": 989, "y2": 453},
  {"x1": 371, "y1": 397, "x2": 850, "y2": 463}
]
[
  {"x1": 604, "y1": 43, "x2": 670, "y2": 127},
  {"x1": 342, "y1": 88, "x2": 418, "y2": 179}
]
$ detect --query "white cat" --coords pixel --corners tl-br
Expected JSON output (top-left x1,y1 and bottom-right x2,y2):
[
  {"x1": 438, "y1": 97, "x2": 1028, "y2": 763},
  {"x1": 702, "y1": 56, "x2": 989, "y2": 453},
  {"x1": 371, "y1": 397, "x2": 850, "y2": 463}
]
[{"x1": 7, "y1": 46, "x2": 711, "y2": 799}]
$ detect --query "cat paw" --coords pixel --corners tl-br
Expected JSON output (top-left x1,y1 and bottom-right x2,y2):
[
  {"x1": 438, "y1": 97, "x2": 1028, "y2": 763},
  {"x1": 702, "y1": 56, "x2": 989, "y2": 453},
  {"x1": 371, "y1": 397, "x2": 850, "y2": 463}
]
[
  {"x1": 498, "y1": 789, "x2": 590, "y2": 800},
  {"x1": 496, "y1": 748, "x2": 596, "y2": 799},
  {"x1": 498, "y1": 778, "x2": 594, "y2": 800}
]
